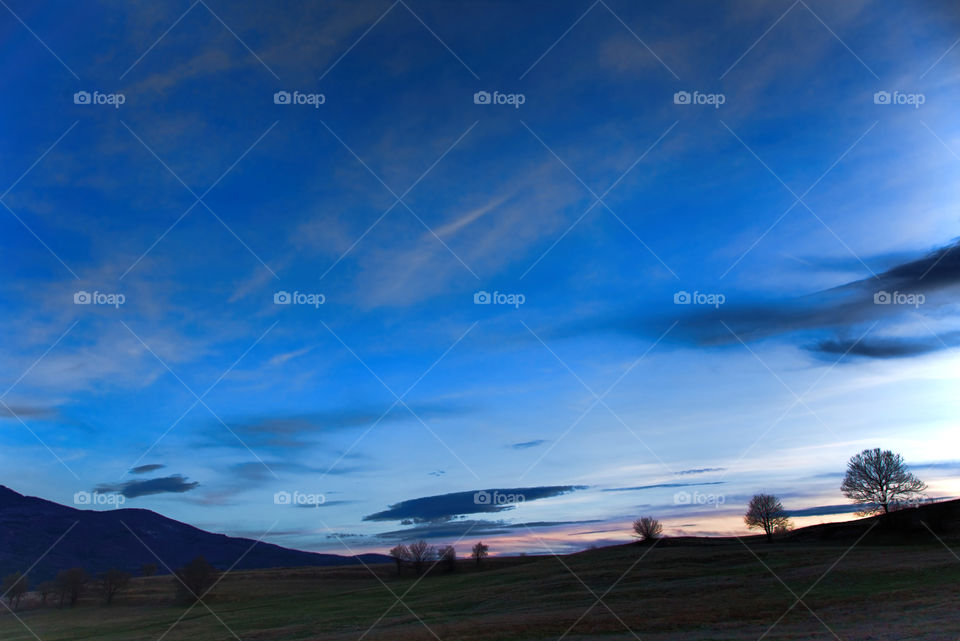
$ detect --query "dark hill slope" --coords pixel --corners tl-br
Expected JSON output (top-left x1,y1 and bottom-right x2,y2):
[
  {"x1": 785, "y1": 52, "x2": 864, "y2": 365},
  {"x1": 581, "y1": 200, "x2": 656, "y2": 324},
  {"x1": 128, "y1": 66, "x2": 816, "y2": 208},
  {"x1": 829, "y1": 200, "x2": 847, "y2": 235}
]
[{"x1": 0, "y1": 486, "x2": 389, "y2": 580}]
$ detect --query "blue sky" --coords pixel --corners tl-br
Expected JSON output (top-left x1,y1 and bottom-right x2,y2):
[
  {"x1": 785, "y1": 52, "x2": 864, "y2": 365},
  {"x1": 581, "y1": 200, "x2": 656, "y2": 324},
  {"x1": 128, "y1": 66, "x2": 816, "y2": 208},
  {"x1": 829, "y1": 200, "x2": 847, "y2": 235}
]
[{"x1": 2, "y1": 0, "x2": 960, "y2": 554}]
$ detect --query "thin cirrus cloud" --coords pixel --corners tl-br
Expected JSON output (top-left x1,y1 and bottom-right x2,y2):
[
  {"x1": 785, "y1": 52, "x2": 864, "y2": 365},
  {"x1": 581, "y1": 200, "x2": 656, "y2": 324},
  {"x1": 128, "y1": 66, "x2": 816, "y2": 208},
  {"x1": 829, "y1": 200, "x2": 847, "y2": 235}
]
[
  {"x1": 603, "y1": 482, "x2": 726, "y2": 492},
  {"x1": 201, "y1": 402, "x2": 471, "y2": 450}
]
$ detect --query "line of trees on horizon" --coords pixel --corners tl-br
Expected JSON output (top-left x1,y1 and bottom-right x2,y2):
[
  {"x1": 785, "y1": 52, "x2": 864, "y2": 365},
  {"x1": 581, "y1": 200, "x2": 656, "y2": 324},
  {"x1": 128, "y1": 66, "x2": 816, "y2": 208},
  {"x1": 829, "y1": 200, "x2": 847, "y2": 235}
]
[
  {"x1": 387, "y1": 541, "x2": 490, "y2": 576},
  {"x1": 3, "y1": 567, "x2": 132, "y2": 610},
  {"x1": 1, "y1": 557, "x2": 216, "y2": 611},
  {"x1": 632, "y1": 447, "x2": 930, "y2": 544}
]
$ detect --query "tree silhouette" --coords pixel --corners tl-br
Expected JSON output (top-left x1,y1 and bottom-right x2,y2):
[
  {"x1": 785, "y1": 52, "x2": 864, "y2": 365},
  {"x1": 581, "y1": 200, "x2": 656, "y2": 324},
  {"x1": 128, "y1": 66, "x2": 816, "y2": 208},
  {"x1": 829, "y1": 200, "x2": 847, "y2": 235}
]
[
  {"x1": 55, "y1": 567, "x2": 88, "y2": 607},
  {"x1": 841, "y1": 448, "x2": 926, "y2": 514},
  {"x1": 2, "y1": 571, "x2": 28, "y2": 610},
  {"x1": 37, "y1": 580, "x2": 56, "y2": 606},
  {"x1": 632, "y1": 516, "x2": 663, "y2": 542},
  {"x1": 389, "y1": 544, "x2": 411, "y2": 576},
  {"x1": 99, "y1": 568, "x2": 132, "y2": 605},
  {"x1": 471, "y1": 542, "x2": 489, "y2": 568},
  {"x1": 407, "y1": 540, "x2": 436, "y2": 576},
  {"x1": 175, "y1": 556, "x2": 218, "y2": 602},
  {"x1": 438, "y1": 545, "x2": 456, "y2": 572},
  {"x1": 744, "y1": 494, "x2": 791, "y2": 542}
]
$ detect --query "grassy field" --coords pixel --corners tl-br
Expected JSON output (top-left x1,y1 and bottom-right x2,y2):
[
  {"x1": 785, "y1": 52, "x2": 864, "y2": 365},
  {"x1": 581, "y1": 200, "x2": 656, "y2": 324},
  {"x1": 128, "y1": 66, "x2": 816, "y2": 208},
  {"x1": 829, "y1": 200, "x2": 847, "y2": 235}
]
[{"x1": 2, "y1": 538, "x2": 958, "y2": 641}]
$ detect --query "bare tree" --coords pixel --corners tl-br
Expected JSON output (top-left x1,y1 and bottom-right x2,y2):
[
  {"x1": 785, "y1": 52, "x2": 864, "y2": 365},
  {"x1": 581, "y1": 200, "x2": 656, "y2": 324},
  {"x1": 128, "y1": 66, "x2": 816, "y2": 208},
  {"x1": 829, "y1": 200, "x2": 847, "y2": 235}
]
[
  {"x1": 55, "y1": 567, "x2": 88, "y2": 607},
  {"x1": 175, "y1": 556, "x2": 218, "y2": 602},
  {"x1": 407, "y1": 540, "x2": 436, "y2": 576},
  {"x1": 632, "y1": 516, "x2": 663, "y2": 542},
  {"x1": 389, "y1": 544, "x2": 411, "y2": 576},
  {"x1": 471, "y1": 541, "x2": 489, "y2": 568},
  {"x1": 2, "y1": 572, "x2": 28, "y2": 610},
  {"x1": 99, "y1": 568, "x2": 132, "y2": 605},
  {"x1": 438, "y1": 545, "x2": 456, "y2": 572},
  {"x1": 841, "y1": 448, "x2": 926, "y2": 515},
  {"x1": 37, "y1": 580, "x2": 56, "y2": 606},
  {"x1": 744, "y1": 494, "x2": 791, "y2": 542}
]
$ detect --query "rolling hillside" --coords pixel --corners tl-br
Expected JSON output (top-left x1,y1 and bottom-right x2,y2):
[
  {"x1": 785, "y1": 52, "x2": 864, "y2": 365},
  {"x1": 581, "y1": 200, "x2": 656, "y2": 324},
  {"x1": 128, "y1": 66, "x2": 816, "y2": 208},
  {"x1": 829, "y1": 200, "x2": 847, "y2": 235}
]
[{"x1": 0, "y1": 486, "x2": 389, "y2": 580}]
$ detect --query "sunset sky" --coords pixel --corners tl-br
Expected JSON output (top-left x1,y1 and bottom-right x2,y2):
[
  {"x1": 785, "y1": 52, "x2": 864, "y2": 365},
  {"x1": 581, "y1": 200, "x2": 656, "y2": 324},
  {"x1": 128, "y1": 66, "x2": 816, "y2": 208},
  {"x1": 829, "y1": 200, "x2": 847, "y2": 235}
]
[{"x1": 2, "y1": 0, "x2": 959, "y2": 555}]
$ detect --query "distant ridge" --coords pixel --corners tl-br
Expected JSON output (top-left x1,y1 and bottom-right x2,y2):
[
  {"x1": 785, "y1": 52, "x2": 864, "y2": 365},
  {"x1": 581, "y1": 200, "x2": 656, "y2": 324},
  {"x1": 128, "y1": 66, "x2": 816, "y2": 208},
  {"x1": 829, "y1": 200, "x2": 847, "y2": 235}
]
[{"x1": 0, "y1": 486, "x2": 390, "y2": 580}]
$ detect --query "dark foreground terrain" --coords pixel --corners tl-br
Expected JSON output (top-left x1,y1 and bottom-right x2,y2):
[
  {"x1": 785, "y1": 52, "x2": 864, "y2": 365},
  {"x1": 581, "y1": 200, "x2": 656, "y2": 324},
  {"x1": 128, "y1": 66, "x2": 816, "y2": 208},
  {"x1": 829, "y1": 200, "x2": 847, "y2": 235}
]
[{"x1": 2, "y1": 534, "x2": 958, "y2": 640}]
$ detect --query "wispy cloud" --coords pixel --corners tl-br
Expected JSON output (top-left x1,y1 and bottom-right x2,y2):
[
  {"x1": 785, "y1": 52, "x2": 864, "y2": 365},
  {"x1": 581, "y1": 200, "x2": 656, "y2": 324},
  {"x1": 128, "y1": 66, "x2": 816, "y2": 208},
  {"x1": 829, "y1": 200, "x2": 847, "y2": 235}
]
[
  {"x1": 129, "y1": 464, "x2": 165, "y2": 475},
  {"x1": 363, "y1": 486, "x2": 588, "y2": 522},
  {"x1": 567, "y1": 240, "x2": 960, "y2": 359},
  {"x1": 511, "y1": 439, "x2": 548, "y2": 449},
  {"x1": 603, "y1": 482, "x2": 725, "y2": 492},
  {"x1": 96, "y1": 474, "x2": 199, "y2": 499},
  {"x1": 373, "y1": 518, "x2": 603, "y2": 541}
]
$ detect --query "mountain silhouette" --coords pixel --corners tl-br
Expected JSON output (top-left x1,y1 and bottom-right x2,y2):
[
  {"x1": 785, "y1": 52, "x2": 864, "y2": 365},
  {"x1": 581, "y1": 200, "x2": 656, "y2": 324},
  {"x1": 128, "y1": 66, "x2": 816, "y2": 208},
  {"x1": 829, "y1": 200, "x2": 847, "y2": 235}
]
[{"x1": 0, "y1": 486, "x2": 389, "y2": 580}]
